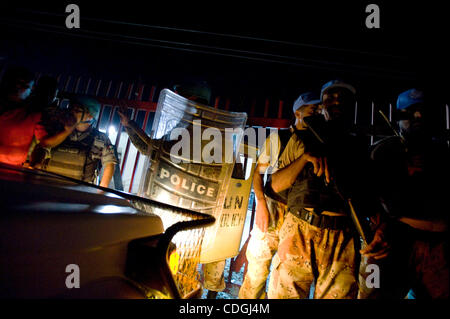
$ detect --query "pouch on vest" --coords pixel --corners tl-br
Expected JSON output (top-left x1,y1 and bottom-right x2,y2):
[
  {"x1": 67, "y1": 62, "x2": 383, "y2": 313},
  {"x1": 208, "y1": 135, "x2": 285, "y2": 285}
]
[
  {"x1": 287, "y1": 163, "x2": 345, "y2": 214},
  {"x1": 45, "y1": 132, "x2": 97, "y2": 182},
  {"x1": 45, "y1": 145, "x2": 89, "y2": 180}
]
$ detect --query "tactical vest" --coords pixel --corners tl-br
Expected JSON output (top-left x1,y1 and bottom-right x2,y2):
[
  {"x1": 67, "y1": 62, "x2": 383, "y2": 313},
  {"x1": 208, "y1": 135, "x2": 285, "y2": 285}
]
[
  {"x1": 45, "y1": 130, "x2": 101, "y2": 183},
  {"x1": 287, "y1": 164, "x2": 346, "y2": 214},
  {"x1": 286, "y1": 129, "x2": 346, "y2": 214}
]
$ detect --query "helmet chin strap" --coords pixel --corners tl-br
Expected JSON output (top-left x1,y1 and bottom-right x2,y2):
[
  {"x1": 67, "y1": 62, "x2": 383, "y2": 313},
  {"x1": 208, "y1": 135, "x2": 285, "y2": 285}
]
[
  {"x1": 77, "y1": 107, "x2": 96, "y2": 125},
  {"x1": 80, "y1": 118, "x2": 95, "y2": 124}
]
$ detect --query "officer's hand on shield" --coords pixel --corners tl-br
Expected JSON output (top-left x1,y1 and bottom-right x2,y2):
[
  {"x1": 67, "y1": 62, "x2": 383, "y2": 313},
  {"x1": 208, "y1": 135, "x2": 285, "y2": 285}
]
[
  {"x1": 360, "y1": 222, "x2": 390, "y2": 260},
  {"x1": 302, "y1": 153, "x2": 331, "y2": 184},
  {"x1": 255, "y1": 199, "x2": 270, "y2": 232}
]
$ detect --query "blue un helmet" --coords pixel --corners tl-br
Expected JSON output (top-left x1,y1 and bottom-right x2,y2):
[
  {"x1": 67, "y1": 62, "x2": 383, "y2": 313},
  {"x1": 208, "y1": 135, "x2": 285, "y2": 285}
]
[
  {"x1": 71, "y1": 95, "x2": 101, "y2": 124},
  {"x1": 396, "y1": 88, "x2": 424, "y2": 110},
  {"x1": 396, "y1": 89, "x2": 427, "y2": 136},
  {"x1": 292, "y1": 92, "x2": 321, "y2": 113},
  {"x1": 320, "y1": 79, "x2": 356, "y2": 102},
  {"x1": 320, "y1": 80, "x2": 356, "y2": 123}
]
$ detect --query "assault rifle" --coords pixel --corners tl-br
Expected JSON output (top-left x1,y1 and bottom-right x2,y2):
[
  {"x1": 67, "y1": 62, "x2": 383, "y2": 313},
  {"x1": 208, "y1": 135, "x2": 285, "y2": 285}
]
[{"x1": 303, "y1": 115, "x2": 373, "y2": 246}]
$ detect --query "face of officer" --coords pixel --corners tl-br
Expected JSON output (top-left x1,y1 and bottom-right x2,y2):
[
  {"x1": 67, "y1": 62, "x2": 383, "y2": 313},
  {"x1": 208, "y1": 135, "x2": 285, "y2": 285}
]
[
  {"x1": 72, "y1": 104, "x2": 95, "y2": 132},
  {"x1": 321, "y1": 88, "x2": 355, "y2": 124},
  {"x1": 295, "y1": 104, "x2": 319, "y2": 130},
  {"x1": 397, "y1": 103, "x2": 426, "y2": 137},
  {"x1": 8, "y1": 78, "x2": 34, "y2": 102}
]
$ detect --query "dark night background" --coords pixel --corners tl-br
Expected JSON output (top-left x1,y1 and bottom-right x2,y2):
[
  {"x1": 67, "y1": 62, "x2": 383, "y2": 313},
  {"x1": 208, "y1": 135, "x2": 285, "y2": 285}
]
[
  {"x1": 0, "y1": 1, "x2": 447, "y2": 127},
  {"x1": 0, "y1": 0, "x2": 448, "y2": 306}
]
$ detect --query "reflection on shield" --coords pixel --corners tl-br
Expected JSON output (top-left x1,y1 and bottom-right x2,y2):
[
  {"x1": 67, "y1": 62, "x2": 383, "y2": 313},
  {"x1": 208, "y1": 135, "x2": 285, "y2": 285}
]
[{"x1": 136, "y1": 89, "x2": 247, "y2": 298}]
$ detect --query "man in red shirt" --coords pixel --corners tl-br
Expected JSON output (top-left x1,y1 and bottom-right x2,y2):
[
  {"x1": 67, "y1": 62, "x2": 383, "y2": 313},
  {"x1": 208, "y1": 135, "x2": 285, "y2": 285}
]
[{"x1": 0, "y1": 67, "x2": 81, "y2": 166}]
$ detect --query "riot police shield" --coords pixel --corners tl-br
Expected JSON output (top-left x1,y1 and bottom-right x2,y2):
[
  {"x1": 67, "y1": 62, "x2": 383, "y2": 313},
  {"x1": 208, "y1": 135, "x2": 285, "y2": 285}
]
[
  {"x1": 200, "y1": 143, "x2": 257, "y2": 263},
  {"x1": 136, "y1": 89, "x2": 247, "y2": 296},
  {"x1": 138, "y1": 89, "x2": 247, "y2": 215}
]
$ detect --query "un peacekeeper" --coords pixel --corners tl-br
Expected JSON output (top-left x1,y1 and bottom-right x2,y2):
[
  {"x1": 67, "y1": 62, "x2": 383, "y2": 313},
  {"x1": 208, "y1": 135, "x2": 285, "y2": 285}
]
[
  {"x1": 238, "y1": 92, "x2": 320, "y2": 299},
  {"x1": 35, "y1": 96, "x2": 117, "y2": 188},
  {"x1": 118, "y1": 81, "x2": 229, "y2": 298},
  {"x1": 267, "y1": 80, "x2": 390, "y2": 299},
  {"x1": 361, "y1": 89, "x2": 449, "y2": 299},
  {"x1": 117, "y1": 82, "x2": 211, "y2": 156}
]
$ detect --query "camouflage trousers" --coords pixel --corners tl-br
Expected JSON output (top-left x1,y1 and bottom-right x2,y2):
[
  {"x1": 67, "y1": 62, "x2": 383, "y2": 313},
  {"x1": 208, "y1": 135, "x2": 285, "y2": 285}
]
[
  {"x1": 268, "y1": 212, "x2": 359, "y2": 299},
  {"x1": 239, "y1": 197, "x2": 286, "y2": 299},
  {"x1": 238, "y1": 227, "x2": 279, "y2": 299},
  {"x1": 202, "y1": 260, "x2": 226, "y2": 292}
]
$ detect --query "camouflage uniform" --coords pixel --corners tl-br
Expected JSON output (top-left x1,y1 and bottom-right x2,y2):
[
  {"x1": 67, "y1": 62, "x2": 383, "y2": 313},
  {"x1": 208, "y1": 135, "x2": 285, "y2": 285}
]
[
  {"x1": 268, "y1": 213, "x2": 358, "y2": 299},
  {"x1": 202, "y1": 260, "x2": 226, "y2": 292},
  {"x1": 122, "y1": 120, "x2": 152, "y2": 155},
  {"x1": 239, "y1": 197, "x2": 286, "y2": 299},
  {"x1": 239, "y1": 131, "x2": 291, "y2": 299},
  {"x1": 267, "y1": 132, "x2": 359, "y2": 299}
]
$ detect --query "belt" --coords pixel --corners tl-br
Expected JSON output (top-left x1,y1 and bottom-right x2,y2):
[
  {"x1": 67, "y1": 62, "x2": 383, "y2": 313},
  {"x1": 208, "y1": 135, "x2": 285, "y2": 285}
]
[{"x1": 292, "y1": 208, "x2": 351, "y2": 230}]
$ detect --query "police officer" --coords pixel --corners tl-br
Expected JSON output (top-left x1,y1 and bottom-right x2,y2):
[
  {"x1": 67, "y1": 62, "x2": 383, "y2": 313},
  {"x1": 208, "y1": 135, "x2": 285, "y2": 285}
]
[
  {"x1": 365, "y1": 89, "x2": 449, "y2": 299},
  {"x1": 117, "y1": 81, "x2": 211, "y2": 156},
  {"x1": 39, "y1": 96, "x2": 117, "y2": 187},
  {"x1": 238, "y1": 92, "x2": 320, "y2": 299},
  {"x1": 267, "y1": 80, "x2": 389, "y2": 299},
  {"x1": 118, "y1": 81, "x2": 228, "y2": 298}
]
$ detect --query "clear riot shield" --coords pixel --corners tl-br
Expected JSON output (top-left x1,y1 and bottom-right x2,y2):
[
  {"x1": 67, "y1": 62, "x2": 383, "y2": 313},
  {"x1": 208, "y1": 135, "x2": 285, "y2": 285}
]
[
  {"x1": 137, "y1": 89, "x2": 247, "y2": 297},
  {"x1": 200, "y1": 143, "x2": 257, "y2": 263}
]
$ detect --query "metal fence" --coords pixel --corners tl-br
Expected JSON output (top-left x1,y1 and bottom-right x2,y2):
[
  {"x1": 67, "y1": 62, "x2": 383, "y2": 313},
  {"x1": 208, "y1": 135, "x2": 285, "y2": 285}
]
[{"x1": 44, "y1": 73, "x2": 449, "y2": 193}]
